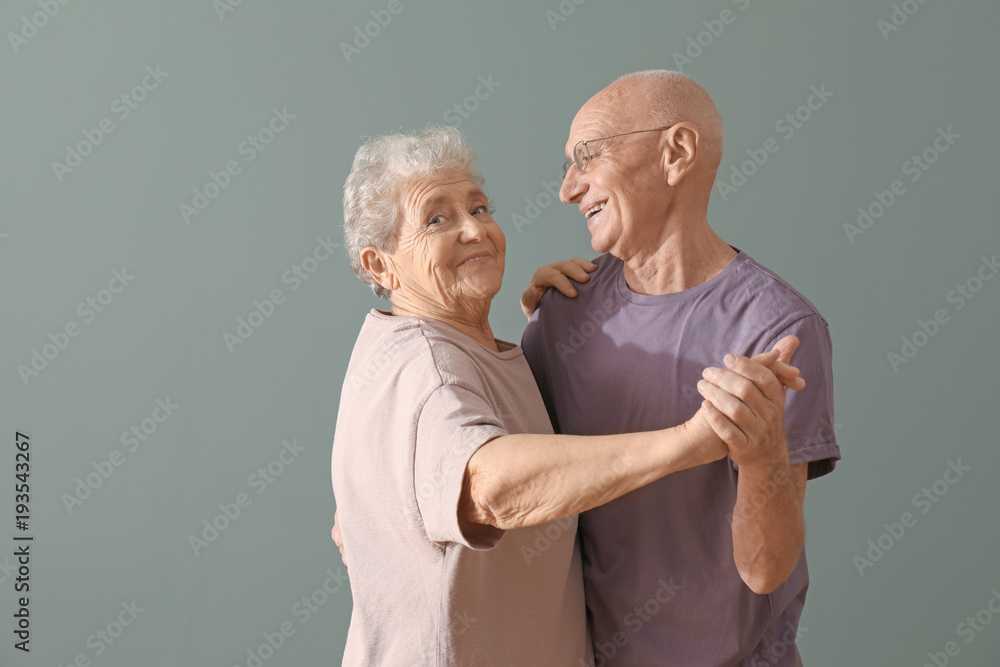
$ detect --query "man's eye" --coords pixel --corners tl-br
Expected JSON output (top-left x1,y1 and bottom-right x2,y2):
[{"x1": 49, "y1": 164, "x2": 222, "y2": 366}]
[
  {"x1": 472, "y1": 206, "x2": 488, "y2": 215},
  {"x1": 428, "y1": 215, "x2": 445, "y2": 225}
]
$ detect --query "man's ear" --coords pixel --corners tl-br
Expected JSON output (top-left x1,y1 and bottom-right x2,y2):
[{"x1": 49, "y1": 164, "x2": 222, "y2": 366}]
[
  {"x1": 360, "y1": 247, "x2": 399, "y2": 293},
  {"x1": 660, "y1": 123, "x2": 699, "y2": 187}
]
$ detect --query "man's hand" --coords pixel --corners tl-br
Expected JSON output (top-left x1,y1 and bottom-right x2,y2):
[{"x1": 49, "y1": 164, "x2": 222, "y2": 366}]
[
  {"x1": 695, "y1": 335, "x2": 801, "y2": 471},
  {"x1": 686, "y1": 336, "x2": 803, "y2": 467},
  {"x1": 332, "y1": 509, "x2": 346, "y2": 569},
  {"x1": 520, "y1": 258, "x2": 598, "y2": 317}
]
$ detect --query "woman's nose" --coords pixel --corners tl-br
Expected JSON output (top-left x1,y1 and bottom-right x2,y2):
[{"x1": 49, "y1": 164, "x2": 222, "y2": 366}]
[{"x1": 458, "y1": 213, "x2": 486, "y2": 241}]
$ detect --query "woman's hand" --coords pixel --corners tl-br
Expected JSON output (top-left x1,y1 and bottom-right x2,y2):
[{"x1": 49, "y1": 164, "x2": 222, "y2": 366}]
[
  {"x1": 332, "y1": 509, "x2": 347, "y2": 569},
  {"x1": 760, "y1": 334, "x2": 805, "y2": 392},
  {"x1": 520, "y1": 258, "x2": 598, "y2": 318}
]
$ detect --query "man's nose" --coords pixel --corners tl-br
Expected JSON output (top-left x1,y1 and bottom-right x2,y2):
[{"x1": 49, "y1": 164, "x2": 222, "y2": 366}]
[{"x1": 560, "y1": 168, "x2": 582, "y2": 203}]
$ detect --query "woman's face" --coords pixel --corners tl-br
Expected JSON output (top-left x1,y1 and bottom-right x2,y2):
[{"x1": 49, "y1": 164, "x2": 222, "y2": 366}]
[{"x1": 386, "y1": 169, "x2": 506, "y2": 312}]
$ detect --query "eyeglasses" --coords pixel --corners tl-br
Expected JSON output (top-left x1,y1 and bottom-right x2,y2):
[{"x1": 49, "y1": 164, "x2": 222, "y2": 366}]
[{"x1": 562, "y1": 125, "x2": 677, "y2": 179}]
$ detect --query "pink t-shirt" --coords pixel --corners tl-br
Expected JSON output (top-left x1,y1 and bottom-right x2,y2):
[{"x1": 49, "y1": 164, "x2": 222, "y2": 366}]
[{"x1": 332, "y1": 309, "x2": 588, "y2": 666}]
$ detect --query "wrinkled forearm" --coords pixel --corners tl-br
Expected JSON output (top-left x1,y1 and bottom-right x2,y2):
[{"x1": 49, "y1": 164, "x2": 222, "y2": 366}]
[
  {"x1": 731, "y1": 458, "x2": 807, "y2": 594},
  {"x1": 461, "y1": 424, "x2": 710, "y2": 531}
]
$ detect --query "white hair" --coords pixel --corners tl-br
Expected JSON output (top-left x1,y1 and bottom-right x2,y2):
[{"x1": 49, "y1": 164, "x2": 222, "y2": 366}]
[{"x1": 342, "y1": 126, "x2": 485, "y2": 300}]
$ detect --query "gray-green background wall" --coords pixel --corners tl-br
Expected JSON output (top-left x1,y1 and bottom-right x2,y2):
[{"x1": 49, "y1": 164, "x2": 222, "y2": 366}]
[{"x1": 2, "y1": 1, "x2": 998, "y2": 665}]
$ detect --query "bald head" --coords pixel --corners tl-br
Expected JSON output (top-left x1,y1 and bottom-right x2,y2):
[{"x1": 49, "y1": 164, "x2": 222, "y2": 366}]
[
  {"x1": 560, "y1": 70, "x2": 728, "y2": 259},
  {"x1": 586, "y1": 70, "x2": 724, "y2": 171}
]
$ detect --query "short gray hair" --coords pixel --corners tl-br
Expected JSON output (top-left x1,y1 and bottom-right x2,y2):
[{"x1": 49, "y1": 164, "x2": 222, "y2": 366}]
[{"x1": 342, "y1": 126, "x2": 485, "y2": 300}]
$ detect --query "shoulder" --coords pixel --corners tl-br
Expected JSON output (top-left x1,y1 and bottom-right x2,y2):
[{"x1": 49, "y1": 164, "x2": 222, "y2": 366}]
[
  {"x1": 411, "y1": 321, "x2": 496, "y2": 389},
  {"x1": 366, "y1": 312, "x2": 514, "y2": 393},
  {"x1": 531, "y1": 253, "x2": 619, "y2": 321},
  {"x1": 343, "y1": 313, "x2": 442, "y2": 397},
  {"x1": 730, "y1": 253, "x2": 830, "y2": 334}
]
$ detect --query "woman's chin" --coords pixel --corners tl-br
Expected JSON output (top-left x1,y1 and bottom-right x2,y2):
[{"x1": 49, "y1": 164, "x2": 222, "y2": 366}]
[{"x1": 451, "y1": 277, "x2": 502, "y2": 303}]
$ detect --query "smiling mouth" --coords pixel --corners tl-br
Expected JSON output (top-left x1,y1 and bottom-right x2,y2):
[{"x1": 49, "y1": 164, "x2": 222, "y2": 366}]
[
  {"x1": 459, "y1": 253, "x2": 492, "y2": 266},
  {"x1": 585, "y1": 202, "x2": 606, "y2": 219}
]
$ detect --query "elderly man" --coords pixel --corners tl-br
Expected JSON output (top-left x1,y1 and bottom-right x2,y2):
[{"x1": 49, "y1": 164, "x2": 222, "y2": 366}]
[{"x1": 519, "y1": 70, "x2": 840, "y2": 666}]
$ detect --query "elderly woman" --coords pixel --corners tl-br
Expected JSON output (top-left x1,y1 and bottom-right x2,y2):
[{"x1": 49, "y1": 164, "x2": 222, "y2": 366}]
[{"x1": 331, "y1": 126, "x2": 800, "y2": 666}]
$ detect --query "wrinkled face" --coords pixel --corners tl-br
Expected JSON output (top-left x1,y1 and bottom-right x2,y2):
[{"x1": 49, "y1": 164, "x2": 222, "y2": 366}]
[
  {"x1": 559, "y1": 100, "x2": 671, "y2": 258},
  {"x1": 388, "y1": 170, "x2": 505, "y2": 311}
]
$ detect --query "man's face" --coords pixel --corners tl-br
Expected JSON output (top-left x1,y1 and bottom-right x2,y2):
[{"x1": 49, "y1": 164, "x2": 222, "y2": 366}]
[{"x1": 559, "y1": 102, "x2": 670, "y2": 258}]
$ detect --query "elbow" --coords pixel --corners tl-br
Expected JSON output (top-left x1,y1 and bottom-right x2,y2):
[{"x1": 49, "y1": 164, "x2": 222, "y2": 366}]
[
  {"x1": 470, "y1": 478, "x2": 524, "y2": 531},
  {"x1": 742, "y1": 571, "x2": 783, "y2": 596},
  {"x1": 464, "y1": 447, "x2": 552, "y2": 531},
  {"x1": 738, "y1": 557, "x2": 798, "y2": 595},
  {"x1": 464, "y1": 465, "x2": 519, "y2": 531}
]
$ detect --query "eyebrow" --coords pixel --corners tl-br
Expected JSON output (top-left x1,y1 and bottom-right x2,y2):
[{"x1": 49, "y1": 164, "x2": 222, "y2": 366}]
[{"x1": 418, "y1": 188, "x2": 486, "y2": 212}]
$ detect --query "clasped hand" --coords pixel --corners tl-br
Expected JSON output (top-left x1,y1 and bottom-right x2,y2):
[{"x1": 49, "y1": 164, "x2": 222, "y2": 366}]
[{"x1": 695, "y1": 335, "x2": 804, "y2": 472}]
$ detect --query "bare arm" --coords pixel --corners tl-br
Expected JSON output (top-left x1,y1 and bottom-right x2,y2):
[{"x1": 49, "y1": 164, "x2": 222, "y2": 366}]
[
  {"x1": 730, "y1": 460, "x2": 807, "y2": 595},
  {"x1": 459, "y1": 343, "x2": 805, "y2": 534},
  {"x1": 459, "y1": 409, "x2": 724, "y2": 532},
  {"x1": 697, "y1": 336, "x2": 809, "y2": 594},
  {"x1": 333, "y1": 342, "x2": 805, "y2": 557}
]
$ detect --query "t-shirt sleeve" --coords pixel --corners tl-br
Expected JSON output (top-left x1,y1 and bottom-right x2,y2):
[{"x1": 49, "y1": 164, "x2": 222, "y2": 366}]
[
  {"x1": 765, "y1": 313, "x2": 842, "y2": 480},
  {"x1": 414, "y1": 383, "x2": 509, "y2": 550}
]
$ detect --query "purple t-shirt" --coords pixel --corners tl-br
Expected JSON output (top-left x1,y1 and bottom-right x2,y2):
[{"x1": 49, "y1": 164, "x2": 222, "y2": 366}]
[{"x1": 521, "y1": 249, "x2": 841, "y2": 666}]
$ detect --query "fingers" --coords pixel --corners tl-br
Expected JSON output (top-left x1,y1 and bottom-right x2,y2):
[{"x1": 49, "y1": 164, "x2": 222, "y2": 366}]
[
  {"x1": 746, "y1": 350, "x2": 782, "y2": 391},
  {"x1": 547, "y1": 271, "x2": 580, "y2": 298},
  {"x1": 700, "y1": 399, "x2": 749, "y2": 450},
  {"x1": 700, "y1": 363, "x2": 770, "y2": 414},
  {"x1": 720, "y1": 354, "x2": 784, "y2": 404},
  {"x1": 332, "y1": 510, "x2": 343, "y2": 547},
  {"x1": 750, "y1": 347, "x2": 805, "y2": 391},
  {"x1": 697, "y1": 374, "x2": 764, "y2": 429},
  {"x1": 769, "y1": 335, "x2": 804, "y2": 390},
  {"x1": 768, "y1": 360, "x2": 799, "y2": 380},
  {"x1": 520, "y1": 259, "x2": 595, "y2": 318},
  {"x1": 568, "y1": 258, "x2": 599, "y2": 275},
  {"x1": 520, "y1": 285, "x2": 545, "y2": 318},
  {"x1": 770, "y1": 334, "x2": 800, "y2": 364},
  {"x1": 752, "y1": 356, "x2": 805, "y2": 391},
  {"x1": 559, "y1": 259, "x2": 598, "y2": 282},
  {"x1": 749, "y1": 348, "x2": 781, "y2": 366},
  {"x1": 769, "y1": 360, "x2": 806, "y2": 391},
  {"x1": 332, "y1": 513, "x2": 347, "y2": 568}
]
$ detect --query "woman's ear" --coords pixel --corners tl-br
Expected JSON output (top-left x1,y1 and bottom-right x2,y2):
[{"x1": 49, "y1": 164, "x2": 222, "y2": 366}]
[{"x1": 361, "y1": 247, "x2": 399, "y2": 292}]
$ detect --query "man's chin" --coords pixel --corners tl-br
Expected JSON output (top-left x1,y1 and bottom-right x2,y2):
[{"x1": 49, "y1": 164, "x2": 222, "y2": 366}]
[
  {"x1": 586, "y1": 217, "x2": 616, "y2": 254},
  {"x1": 588, "y1": 230, "x2": 613, "y2": 255}
]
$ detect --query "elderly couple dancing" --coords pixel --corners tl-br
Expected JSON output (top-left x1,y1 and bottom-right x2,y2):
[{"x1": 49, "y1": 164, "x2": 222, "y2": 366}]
[{"x1": 330, "y1": 70, "x2": 840, "y2": 667}]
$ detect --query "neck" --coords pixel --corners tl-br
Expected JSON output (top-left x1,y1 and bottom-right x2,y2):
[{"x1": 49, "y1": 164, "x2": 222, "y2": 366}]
[
  {"x1": 620, "y1": 216, "x2": 737, "y2": 296},
  {"x1": 389, "y1": 294, "x2": 498, "y2": 352}
]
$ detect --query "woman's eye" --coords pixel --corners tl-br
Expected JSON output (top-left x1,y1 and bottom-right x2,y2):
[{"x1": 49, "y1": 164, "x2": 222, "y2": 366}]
[
  {"x1": 473, "y1": 206, "x2": 488, "y2": 215},
  {"x1": 428, "y1": 215, "x2": 445, "y2": 226}
]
